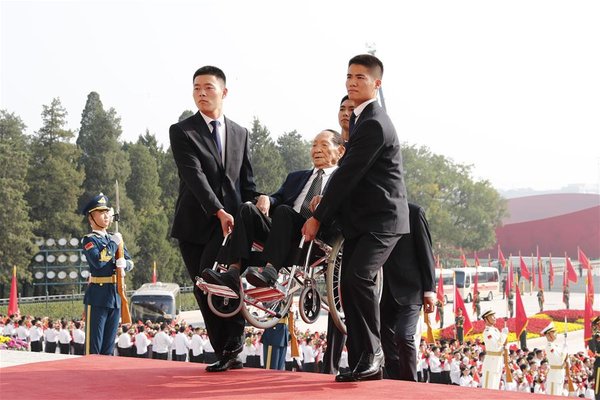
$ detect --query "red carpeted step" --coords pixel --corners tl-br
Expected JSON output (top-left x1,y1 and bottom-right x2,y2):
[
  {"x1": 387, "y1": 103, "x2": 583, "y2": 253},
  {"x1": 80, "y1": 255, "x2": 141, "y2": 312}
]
[{"x1": 0, "y1": 355, "x2": 558, "y2": 399}]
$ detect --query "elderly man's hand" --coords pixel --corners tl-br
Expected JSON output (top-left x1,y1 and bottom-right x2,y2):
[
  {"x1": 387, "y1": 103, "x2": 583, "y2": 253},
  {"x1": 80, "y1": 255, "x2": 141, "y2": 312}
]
[
  {"x1": 301, "y1": 217, "x2": 321, "y2": 242},
  {"x1": 255, "y1": 195, "x2": 270, "y2": 215}
]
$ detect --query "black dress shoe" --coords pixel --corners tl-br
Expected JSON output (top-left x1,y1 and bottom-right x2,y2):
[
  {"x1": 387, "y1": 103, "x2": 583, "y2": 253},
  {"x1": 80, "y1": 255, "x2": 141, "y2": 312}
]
[
  {"x1": 222, "y1": 342, "x2": 243, "y2": 358},
  {"x1": 335, "y1": 371, "x2": 357, "y2": 382},
  {"x1": 201, "y1": 269, "x2": 240, "y2": 294},
  {"x1": 245, "y1": 265, "x2": 278, "y2": 288},
  {"x1": 353, "y1": 348, "x2": 385, "y2": 381},
  {"x1": 205, "y1": 356, "x2": 243, "y2": 372}
]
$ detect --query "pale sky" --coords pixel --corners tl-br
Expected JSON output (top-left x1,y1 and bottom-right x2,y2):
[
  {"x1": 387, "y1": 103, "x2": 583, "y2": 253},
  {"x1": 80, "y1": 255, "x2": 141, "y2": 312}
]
[{"x1": 2, "y1": 0, "x2": 599, "y2": 193}]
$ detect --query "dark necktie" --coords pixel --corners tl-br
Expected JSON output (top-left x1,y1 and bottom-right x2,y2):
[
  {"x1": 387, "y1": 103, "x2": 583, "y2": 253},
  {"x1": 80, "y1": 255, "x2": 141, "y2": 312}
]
[
  {"x1": 299, "y1": 169, "x2": 324, "y2": 219},
  {"x1": 209, "y1": 120, "x2": 223, "y2": 157},
  {"x1": 349, "y1": 112, "x2": 357, "y2": 137}
]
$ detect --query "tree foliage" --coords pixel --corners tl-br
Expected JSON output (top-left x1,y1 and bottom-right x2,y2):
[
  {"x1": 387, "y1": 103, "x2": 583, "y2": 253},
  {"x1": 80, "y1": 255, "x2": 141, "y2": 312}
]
[
  {"x1": 401, "y1": 143, "x2": 507, "y2": 257},
  {"x1": 276, "y1": 130, "x2": 312, "y2": 173},
  {"x1": 26, "y1": 98, "x2": 85, "y2": 239},
  {"x1": 249, "y1": 117, "x2": 285, "y2": 194},
  {"x1": 0, "y1": 110, "x2": 36, "y2": 296}
]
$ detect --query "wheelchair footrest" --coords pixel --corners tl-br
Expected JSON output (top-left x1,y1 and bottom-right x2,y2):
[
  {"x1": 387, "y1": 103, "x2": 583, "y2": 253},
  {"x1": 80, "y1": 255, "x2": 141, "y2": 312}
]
[
  {"x1": 195, "y1": 279, "x2": 240, "y2": 299},
  {"x1": 245, "y1": 286, "x2": 285, "y2": 302}
]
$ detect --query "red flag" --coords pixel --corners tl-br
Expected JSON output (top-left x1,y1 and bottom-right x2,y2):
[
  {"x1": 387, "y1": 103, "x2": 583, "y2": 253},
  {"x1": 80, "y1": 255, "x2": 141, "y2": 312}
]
[
  {"x1": 548, "y1": 254, "x2": 554, "y2": 287},
  {"x1": 498, "y1": 245, "x2": 506, "y2": 270},
  {"x1": 565, "y1": 253, "x2": 578, "y2": 283},
  {"x1": 506, "y1": 257, "x2": 513, "y2": 297},
  {"x1": 8, "y1": 266, "x2": 19, "y2": 316},
  {"x1": 435, "y1": 261, "x2": 445, "y2": 322},
  {"x1": 584, "y1": 251, "x2": 594, "y2": 306},
  {"x1": 454, "y1": 285, "x2": 473, "y2": 335},
  {"x1": 152, "y1": 261, "x2": 157, "y2": 284},
  {"x1": 472, "y1": 265, "x2": 479, "y2": 312},
  {"x1": 578, "y1": 247, "x2": 591, "y2": 272},
  {"x1": 562, "y1": 256, "x2": 569, "y2": 306},
  {"x1": 519, "y1": 253, "x2": 531, "y2": 281},
  {"x1": 514, "y1": 284, "x2": 528, "y2": 337},
  {"x1": 537, "y1": 247, "x2": 543, "y2": 290},
  {"x1": 460, "y1": 249, "x2": 468, "y2": 267},
  {"x1": 531, "y1": 254, "x2": 536, "y2": 287},
  {"x1": 474, "y1": 252, "x2": 481, "y2": 267},
  {"x1": 584, "y1": 276, "x2": 593, "y2": 344}
]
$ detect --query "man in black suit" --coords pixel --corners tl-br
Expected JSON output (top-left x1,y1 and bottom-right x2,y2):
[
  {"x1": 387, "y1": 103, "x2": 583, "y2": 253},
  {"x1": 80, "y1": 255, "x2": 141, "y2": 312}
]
[
  {"x1": 202, "y1": 129, "x2": 345, "y2": 289},
  {"x1": 302, "y1": 54, "x2": 410, "y2": 382},
  {"x1": 380, "y1": 203, "x2": 436, "y2": 382},
  {"x1": 169, "y1": 65, "x2": 260, "y2": 372}
]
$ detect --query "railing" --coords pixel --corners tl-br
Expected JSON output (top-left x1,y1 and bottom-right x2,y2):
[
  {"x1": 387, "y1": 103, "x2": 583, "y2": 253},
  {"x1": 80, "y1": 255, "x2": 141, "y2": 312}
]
[{"x1": 0, "y1": 286, "x2": 194, "y2": 306}]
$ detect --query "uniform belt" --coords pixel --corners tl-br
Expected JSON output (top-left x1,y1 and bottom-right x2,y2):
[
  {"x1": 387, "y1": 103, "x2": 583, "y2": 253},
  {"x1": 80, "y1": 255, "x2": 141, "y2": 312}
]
[
  {"x1": 486, "y1": 350, "x2": 503, "y2": 356},
  {"x1": 90, "y1": 275, "x2": 117, "y2": 284},
  {"x1": 549, "y1": 365, "x2": 564, "y2": 370}
]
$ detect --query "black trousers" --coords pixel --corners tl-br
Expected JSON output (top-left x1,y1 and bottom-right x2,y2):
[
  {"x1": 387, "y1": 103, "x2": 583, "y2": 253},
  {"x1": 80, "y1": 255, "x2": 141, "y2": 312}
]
[
  {"x1": 73, "y1": 343, "x2": 85, "y2": 356},
  {"x1": 59, "y1": 343, "x2": 70, "y2": 354},
  {"x1": 179, "y1": 238, "x2": 244, "y2": 358},
  {"x1": 153, "y1": 351, "x2": 168, "y2": 360},
  {"x1": 45, "y1": 342, "x2": 57, "y2": 353},
  {"x1": 225, "y1": 203, "x2": 271, "y2": 267},
  {"x1": 380, "y1": 300, "x2": 421, "y2": 382},
  {"x1": 30, "y1": 340, "x2": 42, "y2": 352},
  {"x1": 321, "y1": 315, "x2": 346, "y2": 374},
  {"x1": 262, "y1": 205, "x2": 306, "y2": 270},
  {"x1": 341, "y1": 232, "x2": 401, "y2": 369}
]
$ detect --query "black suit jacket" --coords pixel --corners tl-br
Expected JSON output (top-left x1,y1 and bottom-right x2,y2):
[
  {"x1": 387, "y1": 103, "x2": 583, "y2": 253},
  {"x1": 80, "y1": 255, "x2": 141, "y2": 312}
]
[
  {"x1": 169, "y1": 112, "x2": 258, "y2": 244},
  {"x1": 313, "y1": 101, "x2": 409, "y2": 238},
  {"x1": 383, "y1": 203, "x2": 436, "y2": 305},
  {"x1": 269, "y1": 169, "x2": 312, "y2": 211}
]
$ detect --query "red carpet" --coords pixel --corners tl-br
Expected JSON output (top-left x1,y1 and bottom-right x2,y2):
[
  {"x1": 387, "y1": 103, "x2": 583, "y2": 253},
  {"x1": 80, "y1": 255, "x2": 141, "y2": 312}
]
[{"x1": 1, "y1": 355, "x2": 558, "y2": 399}]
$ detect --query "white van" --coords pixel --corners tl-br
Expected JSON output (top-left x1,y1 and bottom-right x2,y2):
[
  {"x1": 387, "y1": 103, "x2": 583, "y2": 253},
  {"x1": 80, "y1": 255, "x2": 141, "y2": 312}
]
[{"x1": 130, "y1": 282, "x2": 180, "y2": 323}]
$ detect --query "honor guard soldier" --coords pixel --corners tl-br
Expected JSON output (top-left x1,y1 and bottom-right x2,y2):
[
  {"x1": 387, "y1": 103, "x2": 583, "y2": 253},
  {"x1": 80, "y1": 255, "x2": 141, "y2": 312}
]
[
  {"x1": 480, "y1": 308, "x2": 508, "y2": 390},
  {"x1": 261, "y1": 315, "x2": 289, "y2": 371},
  {"x1": 537, "y1": 289, "x2": 544, "y2": 312},
  {"x1": 81, "y1": 193, "x2": 134, "y2": 355},
  {"x1": 541, "y1": 322, "x2": 568, "y2": 396},
  {"x1": 455, "y1": 308, "x2": 464, "y2": 344}
]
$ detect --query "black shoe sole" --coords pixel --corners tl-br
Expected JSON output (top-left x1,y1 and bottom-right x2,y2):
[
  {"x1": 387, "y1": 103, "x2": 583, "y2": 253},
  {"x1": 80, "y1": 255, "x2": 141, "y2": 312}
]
[{"x1": 245, "y1": 272, "x2": 274, "y2": 288}]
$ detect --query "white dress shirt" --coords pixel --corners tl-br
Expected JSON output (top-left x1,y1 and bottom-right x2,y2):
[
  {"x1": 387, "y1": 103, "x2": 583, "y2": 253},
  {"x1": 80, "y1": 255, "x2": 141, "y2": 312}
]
[{"x1": 292, "y1": 166, "x2": 338, "y2": 214}]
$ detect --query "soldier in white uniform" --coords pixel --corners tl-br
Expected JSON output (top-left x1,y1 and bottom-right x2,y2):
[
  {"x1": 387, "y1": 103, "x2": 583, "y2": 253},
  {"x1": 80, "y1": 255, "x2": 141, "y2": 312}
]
[
  {"x1": 541, "y1": 322, "x2": 568, "y2": 396},
  {"x1": 480, "y1": 309, "x2": 508, "y2": 390}
]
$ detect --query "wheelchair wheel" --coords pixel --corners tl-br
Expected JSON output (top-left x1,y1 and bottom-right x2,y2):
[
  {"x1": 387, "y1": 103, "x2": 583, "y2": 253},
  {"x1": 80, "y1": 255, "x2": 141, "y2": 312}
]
[
  {"x1": 326, "y1": 235, "x2": 383, "y2": 334},
  {"x1": 241, "y1": 275, "x2": 294, "y2": 329},
  {"x1": 299, "y1": 285, "x2": 321, "y2": 324},
  {"x1": 207, "y1": 293, "x2": 243, "y2": 318}
]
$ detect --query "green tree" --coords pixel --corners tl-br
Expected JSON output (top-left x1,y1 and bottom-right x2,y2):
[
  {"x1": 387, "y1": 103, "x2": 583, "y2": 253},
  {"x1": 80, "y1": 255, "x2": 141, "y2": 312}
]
[
  {"x1": 401, "y1": 144, "x2": 507, "y2": 255},
  {"x1": 276, "y1": 130, "x2": 312, "y2": 173},
  {"x1": 178, "y1": 110, "x2": 194, "y2": 122},
  {"x1": 249, "y1": 117, "x2": 285, "y2": 194},
  {"x1": 0, "y1": 111, "x2": 36, "y2": 297},
  {"x1": 76, "y1": 92, "x2": 138, "y2": 259},
  {"x1": 125, "y1": 141, "x2": 161, "y2": 211},
  {"x1": 26, "y1": 98, "x2": 85, "y2": 239}
]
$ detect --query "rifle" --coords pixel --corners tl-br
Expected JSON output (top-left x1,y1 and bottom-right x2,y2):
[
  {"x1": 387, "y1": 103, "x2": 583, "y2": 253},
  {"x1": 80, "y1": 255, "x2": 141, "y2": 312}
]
[
  {"x1": 564, "y1": 315, "x2": 575, "y2": 393},
  {"x1": 114, "y1": 180, "x2": 132, "y2": 324},
  {"x1": 503, "y1": 317, "x2": 513, "y2": 383}
]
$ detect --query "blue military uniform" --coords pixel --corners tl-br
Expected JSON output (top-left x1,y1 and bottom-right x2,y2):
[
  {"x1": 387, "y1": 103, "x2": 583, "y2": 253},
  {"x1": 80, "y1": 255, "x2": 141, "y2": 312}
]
[
  {"x1": 261, "y1": 319, "x2": 289, "y2": 370},
  {"x1": 82, "y1": 194, "x2": 133, "y2": 355}
]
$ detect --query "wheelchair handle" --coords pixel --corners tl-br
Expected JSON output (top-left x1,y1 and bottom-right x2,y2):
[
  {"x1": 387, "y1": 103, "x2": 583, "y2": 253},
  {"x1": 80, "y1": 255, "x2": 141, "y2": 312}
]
[{"x1": 299, "y1": 235, "x2": 306, "y2": 248}]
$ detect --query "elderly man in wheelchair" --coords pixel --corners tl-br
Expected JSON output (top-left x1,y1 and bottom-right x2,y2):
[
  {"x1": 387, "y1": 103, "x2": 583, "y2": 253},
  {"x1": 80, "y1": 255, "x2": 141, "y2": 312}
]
[{"x1": 197, "y1": 129, "x2": 346, "y2": 329}]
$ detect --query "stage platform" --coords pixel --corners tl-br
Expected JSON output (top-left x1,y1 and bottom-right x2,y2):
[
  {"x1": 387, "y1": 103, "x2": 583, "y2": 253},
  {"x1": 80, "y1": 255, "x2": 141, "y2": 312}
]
[{"x1": 0, "y1": 351, "x2": 560, "y2": 400}]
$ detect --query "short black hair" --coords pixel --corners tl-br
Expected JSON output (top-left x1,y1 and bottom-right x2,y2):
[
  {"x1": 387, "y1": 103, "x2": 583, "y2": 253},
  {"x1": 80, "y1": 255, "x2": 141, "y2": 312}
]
[
  {"x1": 348, "y1": 54, "x2": 384, "y2": 78},
  {"x1": 193, "y1": 65, "x2": 226, "y2": 85},
  {"x1": 340, "y1": 95, "x2": 349, "y2": 105}
]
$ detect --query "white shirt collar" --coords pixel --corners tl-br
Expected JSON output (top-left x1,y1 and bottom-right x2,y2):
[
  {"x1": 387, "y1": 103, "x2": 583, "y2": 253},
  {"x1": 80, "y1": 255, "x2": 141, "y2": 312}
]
[{"x1": 353, "y1": 98, "x2": 378, "y2": 119}]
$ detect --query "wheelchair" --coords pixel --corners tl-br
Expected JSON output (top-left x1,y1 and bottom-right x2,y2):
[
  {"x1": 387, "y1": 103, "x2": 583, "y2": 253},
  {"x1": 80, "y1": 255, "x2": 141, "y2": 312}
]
[{"x1": 195, "y1": 230, "x2": 381, "y2": 334}]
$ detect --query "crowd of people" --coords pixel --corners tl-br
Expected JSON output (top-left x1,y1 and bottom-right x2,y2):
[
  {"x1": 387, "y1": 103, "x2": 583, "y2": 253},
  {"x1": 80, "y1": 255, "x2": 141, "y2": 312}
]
[{"x1": 2, "y1": 311, "x2": 598, "y2": 399}]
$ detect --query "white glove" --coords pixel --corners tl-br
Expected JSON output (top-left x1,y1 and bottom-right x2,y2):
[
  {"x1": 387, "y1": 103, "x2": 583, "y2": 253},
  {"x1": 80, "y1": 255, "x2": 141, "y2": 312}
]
[
  {"x1": 110, "y1": 232, "x2": 123, "y2": 246},
  {"x1": 501, "y1": 327, "x2": 509, "y2": 335},
  {"x1": 116, "y1": 258, "x2": 126, "y2": 276}
]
